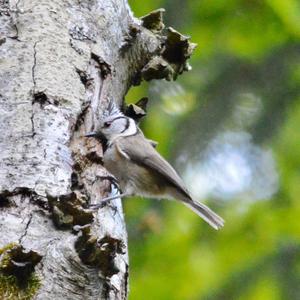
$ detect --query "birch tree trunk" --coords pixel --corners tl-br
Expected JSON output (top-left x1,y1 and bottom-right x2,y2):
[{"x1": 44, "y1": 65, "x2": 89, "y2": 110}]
[{"x1": 0, "y1": 0, "x2": 194, "y2": 299}]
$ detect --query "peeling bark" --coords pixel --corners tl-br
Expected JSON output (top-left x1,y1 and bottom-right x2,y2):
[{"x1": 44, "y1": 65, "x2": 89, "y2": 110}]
[{"x1": 0, "y1": 0, "x2": 194, "y2": 299}]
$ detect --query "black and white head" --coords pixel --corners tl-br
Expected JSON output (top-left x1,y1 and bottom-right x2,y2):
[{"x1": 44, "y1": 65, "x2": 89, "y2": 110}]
[{"x1": 85, "y1": 102, "x2": 137, "y2": 140}]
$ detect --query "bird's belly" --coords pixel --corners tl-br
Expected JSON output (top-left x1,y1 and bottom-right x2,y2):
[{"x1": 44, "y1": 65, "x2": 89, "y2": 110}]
[
  {"x1": 103, "y1": 146, "x2": 166, "y2": 197},
  {"x1": 103, "y1": 147, "x2": 126, "y2": 185}
]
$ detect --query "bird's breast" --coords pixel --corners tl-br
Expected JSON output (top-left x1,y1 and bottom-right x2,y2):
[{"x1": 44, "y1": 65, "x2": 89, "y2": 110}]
[
  {"x1": 103, "y1": 144, "x2": 167, "y2": 197},
  {"x1": 103, "y1": 144, "x2": 134, "y2": 193}
]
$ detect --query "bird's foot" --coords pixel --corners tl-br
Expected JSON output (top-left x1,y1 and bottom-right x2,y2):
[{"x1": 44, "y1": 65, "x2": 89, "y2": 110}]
[{"x1": 89, "y1": 193, "x2": 129, "y2": 216}]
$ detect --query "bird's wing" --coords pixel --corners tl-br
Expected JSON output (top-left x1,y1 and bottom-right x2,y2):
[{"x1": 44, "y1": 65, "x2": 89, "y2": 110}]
[
  {"x1": 115, "y1": 133, "x2": 191, "y2": 199},
  {"x1": 115, "y1": 134, "x2": 225, "y2": 230}
]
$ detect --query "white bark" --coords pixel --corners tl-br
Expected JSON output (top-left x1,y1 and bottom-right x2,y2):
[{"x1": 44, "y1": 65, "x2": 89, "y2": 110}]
[{"x1": 0, "y1": 0, "x2": 163, "y2": 299}]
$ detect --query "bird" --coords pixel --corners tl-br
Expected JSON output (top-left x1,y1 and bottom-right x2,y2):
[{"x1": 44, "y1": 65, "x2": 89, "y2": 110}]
[{"x1": 85, "y1": 103, "x2": 224, "y2": 230}]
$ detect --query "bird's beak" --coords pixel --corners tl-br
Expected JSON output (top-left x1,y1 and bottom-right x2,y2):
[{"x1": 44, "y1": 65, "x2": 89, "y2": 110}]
[{"x1": 84, "y1": 132, "x2": 97, "y2": 138}]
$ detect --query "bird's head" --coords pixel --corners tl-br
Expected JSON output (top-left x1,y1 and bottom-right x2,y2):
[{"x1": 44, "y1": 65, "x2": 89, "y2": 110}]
[{"x1": 85, "y1": 103, "x2": 137, "y2": 140}]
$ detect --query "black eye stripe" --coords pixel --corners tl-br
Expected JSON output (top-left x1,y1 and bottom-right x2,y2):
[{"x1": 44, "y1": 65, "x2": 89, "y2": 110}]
[{"x1": 120, "y1": 118, "x2": 130, "y2": 133}]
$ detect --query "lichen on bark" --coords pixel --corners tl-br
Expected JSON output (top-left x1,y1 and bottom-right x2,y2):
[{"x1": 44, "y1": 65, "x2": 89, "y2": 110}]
[{"x1": 0, "y1": 243, "x2": 41, "y2": 299}]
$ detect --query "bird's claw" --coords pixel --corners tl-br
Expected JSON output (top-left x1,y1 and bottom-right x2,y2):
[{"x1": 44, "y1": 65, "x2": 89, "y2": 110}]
[{"x1": 90, "y1": 200, "x2": 118, "y2": 215}]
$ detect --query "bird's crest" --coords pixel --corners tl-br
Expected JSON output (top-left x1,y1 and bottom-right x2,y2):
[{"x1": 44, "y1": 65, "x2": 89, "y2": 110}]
[{"x1": 103, "y1": 101, "x2": 124, "y2": 120}]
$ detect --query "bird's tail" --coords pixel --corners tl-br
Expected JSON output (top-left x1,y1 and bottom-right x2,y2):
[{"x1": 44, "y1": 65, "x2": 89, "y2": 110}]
[{"x1": 183, "y1": 199, "x2": 224, "y2": 230}]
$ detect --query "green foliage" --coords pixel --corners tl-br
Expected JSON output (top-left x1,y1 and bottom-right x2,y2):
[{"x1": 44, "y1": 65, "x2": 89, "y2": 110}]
[
  {"x1": 0, "y1": 274, "x2": 40, "y2": 300},
  {"x1": 0, "y1": 243, "x2": 18, "y2": 255},
  {"x1": 127, "y1": 1, "x2": 300, "y2": 299}
]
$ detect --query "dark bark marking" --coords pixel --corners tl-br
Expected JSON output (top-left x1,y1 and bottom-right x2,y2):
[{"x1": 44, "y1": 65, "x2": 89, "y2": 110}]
[
  {"x1": 19, "y1": 213, "x2": 33, "y2": 244},
  {"x1": 91, "y1": 53, "x2": 112, "y2": 79},
  {"x1": 32, "y1": 92, "x2": 51, "y2": 107},
  {"x1": 32, "y1": 41, "x2": 38, "y2": 89}
]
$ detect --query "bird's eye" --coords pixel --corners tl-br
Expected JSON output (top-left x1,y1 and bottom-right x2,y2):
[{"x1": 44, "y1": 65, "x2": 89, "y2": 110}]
[{"x1": 103, "y1": 122, "x2": 111, "y2": 128}]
